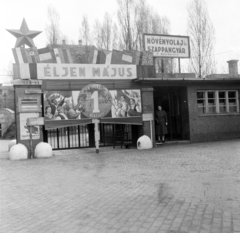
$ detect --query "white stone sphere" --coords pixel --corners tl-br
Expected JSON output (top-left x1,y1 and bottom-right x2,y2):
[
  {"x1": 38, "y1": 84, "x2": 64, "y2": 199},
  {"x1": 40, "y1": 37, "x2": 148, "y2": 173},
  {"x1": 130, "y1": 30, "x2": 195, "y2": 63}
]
[
  {"x1": 8, "y1": 139, "x2": 17, "y2": 151},
  {"x1": 35, "y1": 142, "x2": 52, "y2": 158},
  {"x1": 137, "y1": 135, "x2": 152, "y2": 150},
  {"x1": 10, "y1": 143, "x2": 28, "y2": 160}
]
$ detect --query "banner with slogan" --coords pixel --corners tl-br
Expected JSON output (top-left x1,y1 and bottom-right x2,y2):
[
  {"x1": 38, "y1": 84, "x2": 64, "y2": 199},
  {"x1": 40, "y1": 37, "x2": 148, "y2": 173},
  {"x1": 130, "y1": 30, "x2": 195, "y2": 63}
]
[
  {"x1": 143, "y1": 34, "x2": 190, "y2": 58},
  {"x1": 37, "y1": 64, "x2": 137, "y2": 80},
  {"x1": 13, "y1": 64, "x2": 136, "y2": 80},
  {"x1": 43, "y1": 86, "x2": 142, "y2": 129}
]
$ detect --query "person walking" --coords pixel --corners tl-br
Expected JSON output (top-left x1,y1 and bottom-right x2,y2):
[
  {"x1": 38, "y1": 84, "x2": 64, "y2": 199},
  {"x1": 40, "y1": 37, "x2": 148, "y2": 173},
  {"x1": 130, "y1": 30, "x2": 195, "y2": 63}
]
[{"x1": 155, "y1": 105, "x2": 168, "y2": 144}]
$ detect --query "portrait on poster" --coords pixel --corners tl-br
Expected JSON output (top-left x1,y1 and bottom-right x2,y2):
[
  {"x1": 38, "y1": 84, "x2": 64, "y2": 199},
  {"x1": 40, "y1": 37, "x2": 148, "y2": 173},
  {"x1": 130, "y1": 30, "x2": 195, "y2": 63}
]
[{"x1": 109, "y1": 89, "x2": 142, "y2": 118}]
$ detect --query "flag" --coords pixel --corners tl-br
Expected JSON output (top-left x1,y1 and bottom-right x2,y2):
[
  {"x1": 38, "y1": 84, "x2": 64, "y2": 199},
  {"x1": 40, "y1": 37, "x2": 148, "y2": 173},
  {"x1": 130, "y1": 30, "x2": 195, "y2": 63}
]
[
  {"x1": 66, "y1": 45, "x2": 98, "y2": 64},
  {"x1": 68, "y1": 47, "x2": 79, "y2": 63},
  {"x1": 135, "y1": 50, "x2": 141, "y2": 65},
  {"x1": 74, "y1": 46, "x2": 90, "y2": 64},
  {"x1": 75, "y1": 48, "x2": 98, "y2": 64},
  {"x1": 98, "y1": 49, "x2": 112, "y2": 64},
  {"x1": 122, "y1": 50, "x2": 141, "y2": 65},
  {"x1": 124, "y1": 50, "x2": 141, "y2": 65},
  {"x1": 53, "y1": 48, "x2": 62, "y2": 63},
  {"x1": 122, "y1": 50, "x2": 133, "y2": 64},
  {"x1": 141, "y1": 51, "x2": 153, "y2": 65},
  {"x1": 12, "y1": 47, "x2": 29, "y2": 64},
  {"x1": 76, "y1": 53, "x2": 89, "y2": 64},
  {"x1": 12, "y1": 46, "x2": 74, "y2": 64},
  {"x1": 12, "y1": 47, "x2": 49, "y2": 64},
  {"x1": 110, "y1": 49, "x2": 140, "y2": 65},
  {"x1": 68, "y1": 46, "x2": 82, "y2": 63},
  {"x1": 52, "y1": 47, "x2": 73, "y2": 63},
  {"x1": 38, "y1": 47, "x2": 55, "y2": 63},
  {"x1": 61, "y1": 48, "x2": 73, "y2": 63},
  {"x1": 26, "y1": 47, "x2": 40, "y2": 63},
  {"x1": 111, "y1": 49, "x2": 124, "y2": 64},
  {"x1": 88, "y1": 48, "x2": 98, "y2": 64},
  {"x1": 13, "y1": 64, "x2": 36, "y2": 79}
]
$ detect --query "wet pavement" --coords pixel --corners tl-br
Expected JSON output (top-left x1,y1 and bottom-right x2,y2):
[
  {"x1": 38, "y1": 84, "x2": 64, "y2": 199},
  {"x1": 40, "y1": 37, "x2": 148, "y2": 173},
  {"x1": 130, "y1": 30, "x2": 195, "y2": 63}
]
[{"x1": 0, "y1": 139, "x2": 240, "y2": 233}]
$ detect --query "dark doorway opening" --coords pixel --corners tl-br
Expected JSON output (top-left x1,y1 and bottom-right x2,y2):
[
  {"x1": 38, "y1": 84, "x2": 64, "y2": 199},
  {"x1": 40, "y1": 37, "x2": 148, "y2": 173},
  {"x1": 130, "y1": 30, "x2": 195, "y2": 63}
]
[{"x1": 154, "y1": 86, "x2": 190, "y2": 141}]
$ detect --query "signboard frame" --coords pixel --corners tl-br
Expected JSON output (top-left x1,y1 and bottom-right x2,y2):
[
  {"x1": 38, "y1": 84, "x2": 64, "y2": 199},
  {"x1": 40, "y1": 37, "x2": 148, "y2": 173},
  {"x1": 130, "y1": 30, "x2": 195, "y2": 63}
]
[
  {"x1": 18, "y1": 96, "x2": 41, "y2": 113},
  {"x1": 43, "y1": 88, "x2": 143, "y2": 129},
  {"x1": 143, "y1": 33, "x2": 190, "y2": 59}
]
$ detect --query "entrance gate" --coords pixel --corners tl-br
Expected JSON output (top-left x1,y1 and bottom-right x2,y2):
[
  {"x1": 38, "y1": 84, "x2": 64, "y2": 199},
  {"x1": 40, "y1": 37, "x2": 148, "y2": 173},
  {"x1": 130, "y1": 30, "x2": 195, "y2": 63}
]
[
  {"x1": 46, "y1": 125, "x2": 89, "y2": 150},
  {"x1": 45, "y1": 124, "x2": 133, "y2": 150}
]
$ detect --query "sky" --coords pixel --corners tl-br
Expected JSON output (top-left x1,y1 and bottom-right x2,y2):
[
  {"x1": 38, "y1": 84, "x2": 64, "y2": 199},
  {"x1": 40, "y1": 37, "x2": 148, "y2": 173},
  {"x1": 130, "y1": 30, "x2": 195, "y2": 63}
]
[{"x1": 0, "y1": 0, "x2": 240, "y2": 83}]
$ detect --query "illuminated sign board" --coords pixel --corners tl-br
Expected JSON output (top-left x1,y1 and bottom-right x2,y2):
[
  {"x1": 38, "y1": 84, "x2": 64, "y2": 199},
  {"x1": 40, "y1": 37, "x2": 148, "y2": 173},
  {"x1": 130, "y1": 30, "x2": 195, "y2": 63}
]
[
  {"x1": 37, "y1": 64, "x2": 137, "y2": 79},
  {"x1": 143, "y1": 34, "x2": 190, "y2": 58}
]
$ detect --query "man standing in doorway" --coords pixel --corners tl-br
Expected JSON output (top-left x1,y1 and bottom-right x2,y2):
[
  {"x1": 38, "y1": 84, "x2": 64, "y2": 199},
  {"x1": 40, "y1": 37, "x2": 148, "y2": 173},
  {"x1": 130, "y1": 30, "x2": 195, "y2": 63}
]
[{"x1": 155, "y1": 105, "x2": 168, "y2": 144}]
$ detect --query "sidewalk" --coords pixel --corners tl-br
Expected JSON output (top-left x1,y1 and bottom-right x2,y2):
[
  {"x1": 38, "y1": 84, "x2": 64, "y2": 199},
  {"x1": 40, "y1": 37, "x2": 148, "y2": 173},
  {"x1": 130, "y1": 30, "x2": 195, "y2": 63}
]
[{"x1": 0, "y1": 139, "x2": 240, "y2": 233}]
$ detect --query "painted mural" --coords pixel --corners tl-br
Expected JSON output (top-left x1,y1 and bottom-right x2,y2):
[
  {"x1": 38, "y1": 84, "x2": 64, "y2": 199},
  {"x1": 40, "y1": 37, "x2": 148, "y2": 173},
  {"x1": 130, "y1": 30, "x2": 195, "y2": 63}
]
[{"x1": 43, "y1": 89, "x2": 142, "y2": 121}]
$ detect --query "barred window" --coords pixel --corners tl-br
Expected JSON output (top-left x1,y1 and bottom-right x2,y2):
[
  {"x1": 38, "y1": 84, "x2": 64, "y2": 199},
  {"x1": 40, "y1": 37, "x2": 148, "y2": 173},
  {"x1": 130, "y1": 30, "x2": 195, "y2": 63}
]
[{"x1": 197, "y1": 90, "x2": 239, "y2": 115}]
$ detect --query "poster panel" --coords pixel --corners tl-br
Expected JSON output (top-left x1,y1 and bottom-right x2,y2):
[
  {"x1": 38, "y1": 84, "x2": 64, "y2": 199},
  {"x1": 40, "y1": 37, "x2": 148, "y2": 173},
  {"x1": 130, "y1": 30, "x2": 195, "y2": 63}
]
[
  {"x1": 20, "y1": 113, "x2": 40, "y2": 140},
  {"x1": 43, "y1": 88, "x2": 142, "y2": 126}
]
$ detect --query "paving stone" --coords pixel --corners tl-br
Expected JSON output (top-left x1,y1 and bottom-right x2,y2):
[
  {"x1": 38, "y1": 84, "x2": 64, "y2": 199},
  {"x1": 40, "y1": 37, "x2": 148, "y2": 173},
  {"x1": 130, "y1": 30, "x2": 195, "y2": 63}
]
[{"x1": 0, "y1": 139, "x2": 240, "y2": 233}]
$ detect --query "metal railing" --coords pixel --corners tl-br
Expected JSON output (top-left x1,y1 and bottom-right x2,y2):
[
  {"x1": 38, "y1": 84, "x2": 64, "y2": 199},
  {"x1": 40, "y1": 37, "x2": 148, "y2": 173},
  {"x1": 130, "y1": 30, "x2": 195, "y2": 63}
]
[
  {"x1": 47, "y1": 125, "x2": 89, "y2": 150},
  {"x1": 46, "y1": 124, "x2": 133, "y2": 150}
]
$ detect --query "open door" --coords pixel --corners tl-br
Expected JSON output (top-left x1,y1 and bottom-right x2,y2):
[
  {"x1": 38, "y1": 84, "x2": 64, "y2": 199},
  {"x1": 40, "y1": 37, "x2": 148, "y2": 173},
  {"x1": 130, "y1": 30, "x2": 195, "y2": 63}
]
[{"x1": 154, "y1": 86, "x2": 189, "y2": 141}]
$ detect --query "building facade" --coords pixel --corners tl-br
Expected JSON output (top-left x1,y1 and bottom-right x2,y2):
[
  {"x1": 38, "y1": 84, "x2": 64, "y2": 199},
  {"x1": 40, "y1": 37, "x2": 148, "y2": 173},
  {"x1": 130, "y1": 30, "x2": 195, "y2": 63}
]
[{"x1": 11, "y1": 45, "x2": 240, "y2": 152}]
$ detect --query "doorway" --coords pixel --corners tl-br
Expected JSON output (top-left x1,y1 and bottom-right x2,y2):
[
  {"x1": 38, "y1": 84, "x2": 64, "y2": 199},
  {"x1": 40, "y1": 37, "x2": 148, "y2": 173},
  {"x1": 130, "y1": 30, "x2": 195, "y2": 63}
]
[{"x1": 154, "y1": 86, "x2": 190, "y2": 141}]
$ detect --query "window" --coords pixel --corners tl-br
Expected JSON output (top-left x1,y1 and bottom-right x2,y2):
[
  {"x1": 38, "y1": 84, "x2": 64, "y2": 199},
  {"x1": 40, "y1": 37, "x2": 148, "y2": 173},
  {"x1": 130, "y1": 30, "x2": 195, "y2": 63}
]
[
  {"x1": 219, "y1": 91, "x2": 226, "y2": 113},
  {"x1": 197, "y1": 90, "x2": 239, "y2": 114}
]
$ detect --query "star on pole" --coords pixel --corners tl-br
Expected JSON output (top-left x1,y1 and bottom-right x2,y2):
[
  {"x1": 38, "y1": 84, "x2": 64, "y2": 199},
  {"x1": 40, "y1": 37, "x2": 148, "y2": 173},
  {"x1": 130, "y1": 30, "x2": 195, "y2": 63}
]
[{"x1": 6, "y1": 18, "x2": 42, "y2": 48}]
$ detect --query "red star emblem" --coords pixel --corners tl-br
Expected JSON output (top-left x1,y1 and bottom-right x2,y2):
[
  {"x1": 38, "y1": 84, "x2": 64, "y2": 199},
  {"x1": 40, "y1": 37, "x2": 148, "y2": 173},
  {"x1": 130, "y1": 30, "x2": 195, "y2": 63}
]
[{"x1": 6, "y1": 18, "x2": 42, "y2": 48}]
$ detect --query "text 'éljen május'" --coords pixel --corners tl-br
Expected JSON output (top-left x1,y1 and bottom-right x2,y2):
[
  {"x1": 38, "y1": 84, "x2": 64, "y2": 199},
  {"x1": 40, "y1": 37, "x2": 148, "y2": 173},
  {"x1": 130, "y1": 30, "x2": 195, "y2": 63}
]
[{"x1": 43, "y1": 66, "x2": 134, "y2": 78}]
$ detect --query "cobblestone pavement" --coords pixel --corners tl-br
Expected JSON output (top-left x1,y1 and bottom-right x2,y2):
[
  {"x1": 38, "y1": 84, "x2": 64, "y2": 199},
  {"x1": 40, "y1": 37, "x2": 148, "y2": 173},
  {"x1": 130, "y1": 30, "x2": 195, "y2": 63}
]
[{"x1": 0, "y1": 139, "x2": 240, "y2": 233}]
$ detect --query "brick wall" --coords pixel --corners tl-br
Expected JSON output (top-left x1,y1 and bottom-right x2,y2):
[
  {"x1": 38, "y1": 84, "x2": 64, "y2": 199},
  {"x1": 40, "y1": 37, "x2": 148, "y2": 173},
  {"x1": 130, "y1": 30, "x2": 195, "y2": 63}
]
[{"x1": 188, "y1": 84, "x2": 240, "y2": 142}]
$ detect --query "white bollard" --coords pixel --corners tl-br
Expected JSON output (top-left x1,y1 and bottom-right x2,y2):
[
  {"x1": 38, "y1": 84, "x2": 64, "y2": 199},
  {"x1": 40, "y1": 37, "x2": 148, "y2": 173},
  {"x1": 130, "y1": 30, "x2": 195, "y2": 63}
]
[
  {"x1": 137, "y1": 135, "x2": 152, "y2": 150},
  {"x1": 34, "y1": 142, "x2": 53, "y2": 158},
  {"x1": 8, "y1": 139, "x2": 17, "y2": 151},
  {"x1": 10, "y1": 143, "x2": 28, "y2": 160}
]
